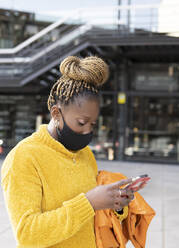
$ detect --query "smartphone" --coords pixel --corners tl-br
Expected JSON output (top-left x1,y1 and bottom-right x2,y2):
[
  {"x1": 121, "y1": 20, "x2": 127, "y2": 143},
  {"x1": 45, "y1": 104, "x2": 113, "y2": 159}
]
[{"x1": 123, "y1": 174, "x2": 151, "y2": 192}]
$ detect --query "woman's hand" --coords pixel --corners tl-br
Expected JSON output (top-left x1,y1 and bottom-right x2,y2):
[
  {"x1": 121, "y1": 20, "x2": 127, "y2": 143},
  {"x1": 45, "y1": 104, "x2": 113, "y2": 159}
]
[{"x1": 85, "y1": 179, "x2": 134, "y2": 211}]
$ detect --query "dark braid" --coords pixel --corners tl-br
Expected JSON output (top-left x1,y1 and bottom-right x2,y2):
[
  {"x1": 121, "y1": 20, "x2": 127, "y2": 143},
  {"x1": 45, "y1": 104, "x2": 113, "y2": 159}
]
[{"x1": 47, "y1": 56, "x2": 109, "y2": 110}]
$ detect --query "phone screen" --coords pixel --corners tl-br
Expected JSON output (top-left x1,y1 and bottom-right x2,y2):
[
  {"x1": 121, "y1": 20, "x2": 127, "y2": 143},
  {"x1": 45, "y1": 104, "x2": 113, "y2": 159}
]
[{"x1": 124, "y1": 174, "x2": 151, "y2": 191}]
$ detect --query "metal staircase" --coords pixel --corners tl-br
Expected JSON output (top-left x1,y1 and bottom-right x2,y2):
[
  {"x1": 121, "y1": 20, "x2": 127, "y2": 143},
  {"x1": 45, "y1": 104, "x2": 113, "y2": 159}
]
[
  {"x1": 1, "y1": 4, "x2": 179, "y2": 91},
  {"x1": 0, "y1": 17, "x2": 92, "y2": 87}
]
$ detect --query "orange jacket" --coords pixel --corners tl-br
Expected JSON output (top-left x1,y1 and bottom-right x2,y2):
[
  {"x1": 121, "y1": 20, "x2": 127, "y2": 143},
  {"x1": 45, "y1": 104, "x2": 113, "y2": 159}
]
[{"x1": 95, "y1": 170, "x2": 156, "y2": 248}]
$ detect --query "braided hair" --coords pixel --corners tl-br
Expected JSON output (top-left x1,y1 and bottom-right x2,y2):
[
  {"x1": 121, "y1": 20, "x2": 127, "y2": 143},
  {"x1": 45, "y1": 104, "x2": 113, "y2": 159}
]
[{"x1": 47, "y1": 56, "x2": 109, "y2": 110}]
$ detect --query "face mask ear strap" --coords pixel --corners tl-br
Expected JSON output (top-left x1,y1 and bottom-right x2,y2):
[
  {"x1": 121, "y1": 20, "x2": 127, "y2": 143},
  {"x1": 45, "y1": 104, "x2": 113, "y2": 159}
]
[
  {"x1": 58, "y1": 108, "x2": 65, "y2": 122},
  {"x1": 55, "y1": 108, "x2": 65, "y2": 130},
  {"x1": 55, "y1": 120, "x2": 59, "y2": 128}
]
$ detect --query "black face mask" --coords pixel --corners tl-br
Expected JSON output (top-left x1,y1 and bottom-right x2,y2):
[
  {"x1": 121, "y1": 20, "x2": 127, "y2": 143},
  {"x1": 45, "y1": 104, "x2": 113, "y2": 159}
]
[{"x1": 56, "y1": 110, "x2": 93, "y2": 151}]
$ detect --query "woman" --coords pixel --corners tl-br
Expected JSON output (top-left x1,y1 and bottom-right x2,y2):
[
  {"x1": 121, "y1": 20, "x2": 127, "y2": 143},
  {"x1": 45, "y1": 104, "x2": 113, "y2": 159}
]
[{"x1": 1, "y1": 56, "x2": 134, "y2": 248}]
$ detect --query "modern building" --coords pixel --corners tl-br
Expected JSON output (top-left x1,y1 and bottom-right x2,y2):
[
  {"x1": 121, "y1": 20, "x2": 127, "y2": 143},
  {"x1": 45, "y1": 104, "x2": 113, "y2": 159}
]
[
  {"x1": 0, "y1": 3, "x2": 179, "y2": 163},
  {"x1": 0, "y1": 8, "x2": 51, "y2": 48}
]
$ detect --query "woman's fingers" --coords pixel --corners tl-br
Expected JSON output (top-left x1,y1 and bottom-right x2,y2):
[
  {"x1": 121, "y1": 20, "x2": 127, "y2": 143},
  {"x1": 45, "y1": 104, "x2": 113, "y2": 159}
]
[
  {"x1": 131, "y1": 182, "x2": 148, "y2": 192},
  {"x1": 128, "y1": 193, "x2": 134, "y2": 201},
  {"x1": 110, "y1": 178, "x2": 132, "y2": 190},
  {"x1": 114, "y1": 190, "x2": 134, "y2": 210},
  {"x1": 117, "y1": 178, "x2": 132, "y2": 187},
  {"x1": 119, "y1": 197, "x2": 132, "y2": 208}
]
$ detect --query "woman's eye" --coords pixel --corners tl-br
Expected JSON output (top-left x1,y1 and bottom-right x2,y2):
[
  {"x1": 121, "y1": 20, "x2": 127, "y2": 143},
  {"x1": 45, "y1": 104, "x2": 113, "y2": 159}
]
[{"x1": 78, "y1": 122, "x2": 85, "y2": 126}]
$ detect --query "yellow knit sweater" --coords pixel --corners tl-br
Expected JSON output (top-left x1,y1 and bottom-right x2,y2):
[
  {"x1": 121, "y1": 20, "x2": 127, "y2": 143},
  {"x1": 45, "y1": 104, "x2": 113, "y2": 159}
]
[{"x1": 1, "y1": 124, "x2": 98, "y2": 248}]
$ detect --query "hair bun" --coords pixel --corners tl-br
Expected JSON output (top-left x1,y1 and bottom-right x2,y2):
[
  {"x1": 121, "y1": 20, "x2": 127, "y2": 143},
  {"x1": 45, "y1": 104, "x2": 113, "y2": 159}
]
[{"x1": 60, "y1": 56, "x2": 109, "y2": 86}]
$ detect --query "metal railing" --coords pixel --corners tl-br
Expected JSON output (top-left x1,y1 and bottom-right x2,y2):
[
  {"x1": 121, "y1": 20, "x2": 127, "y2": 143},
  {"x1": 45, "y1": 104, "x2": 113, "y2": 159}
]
[
  {"x1": 0, "y1": 4, "x2": 162, "y2": 54},
  {"x1": 0, "y1": 3, "x2": 179, "y2": 84}
]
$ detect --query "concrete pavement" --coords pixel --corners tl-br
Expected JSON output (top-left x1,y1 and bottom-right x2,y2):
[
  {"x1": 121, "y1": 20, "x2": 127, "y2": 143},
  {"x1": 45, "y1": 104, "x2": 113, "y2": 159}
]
[{"x1": 0, "y1": 158, "x2": 179, "y2": 248}]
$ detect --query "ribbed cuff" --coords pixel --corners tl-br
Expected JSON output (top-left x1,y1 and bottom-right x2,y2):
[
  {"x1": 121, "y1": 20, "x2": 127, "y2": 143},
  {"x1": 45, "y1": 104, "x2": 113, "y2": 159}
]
[
  {"x1": 63, "y1": 193, "x2": 95, "y2": 223},
  {"x1": 114, "y1": 206, "x2": 128, "y2": 222}
]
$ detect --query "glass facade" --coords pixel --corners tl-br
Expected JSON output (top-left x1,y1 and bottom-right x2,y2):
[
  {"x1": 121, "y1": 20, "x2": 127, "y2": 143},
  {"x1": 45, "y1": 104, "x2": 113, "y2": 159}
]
[
  {"x1": 126, "y1": 96, "x2": 179, "y2": 162},
  {"x1": 90, "y1": 62, "x2": 179, "y2": 163},
  {"x1": 125, "y1": 63, "x2": 179, "y2": 163},
  {"x1": 1, "y1": 63, "x2": 179, "y2": 163},
  {"x1": 89, "y1": 93, "x2": 118, "y2": 160},
  {"x1": 0, "y1": 95, "x2": 48, "y2": 154}
]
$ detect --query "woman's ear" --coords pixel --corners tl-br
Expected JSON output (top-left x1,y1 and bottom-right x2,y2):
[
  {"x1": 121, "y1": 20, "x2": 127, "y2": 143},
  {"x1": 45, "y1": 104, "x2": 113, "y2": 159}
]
[
  {"x1": 50, "y1": 105, "x2": 64, "y2": 130},
  {"x1": 50, "y1": 105, "x2": 61, "y2": 121}
]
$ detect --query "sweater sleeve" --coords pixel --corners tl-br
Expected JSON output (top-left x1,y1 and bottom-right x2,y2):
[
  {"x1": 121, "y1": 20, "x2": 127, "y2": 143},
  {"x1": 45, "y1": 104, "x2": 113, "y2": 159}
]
[{"x1": 1, "y1": 149, "x2": 95, "y2": 248}]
